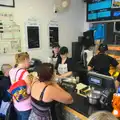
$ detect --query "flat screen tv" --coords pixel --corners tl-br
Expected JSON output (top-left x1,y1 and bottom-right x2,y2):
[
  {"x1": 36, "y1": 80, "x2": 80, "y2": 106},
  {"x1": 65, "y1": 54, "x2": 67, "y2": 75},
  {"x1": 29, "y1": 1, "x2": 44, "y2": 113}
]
[{"x1": 87, "y1": 0, "x2": 120, "y2": 22}]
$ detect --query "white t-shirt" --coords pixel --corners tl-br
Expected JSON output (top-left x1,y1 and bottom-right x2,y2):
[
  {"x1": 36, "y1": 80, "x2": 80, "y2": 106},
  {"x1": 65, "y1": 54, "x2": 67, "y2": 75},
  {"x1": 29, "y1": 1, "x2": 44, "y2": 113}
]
[{"x1": 84, "y1": 50, "x2": 93, "y2": 64}]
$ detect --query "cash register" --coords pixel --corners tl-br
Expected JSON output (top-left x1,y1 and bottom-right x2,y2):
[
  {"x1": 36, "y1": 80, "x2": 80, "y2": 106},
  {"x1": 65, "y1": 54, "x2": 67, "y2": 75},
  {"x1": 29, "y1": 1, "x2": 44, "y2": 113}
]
[
  {"x1": 88, "y1": 71, "x2": 115, "y2": 90},
  {"x1": 88, "y1": 72, "x2": 116, "y2": 106}
]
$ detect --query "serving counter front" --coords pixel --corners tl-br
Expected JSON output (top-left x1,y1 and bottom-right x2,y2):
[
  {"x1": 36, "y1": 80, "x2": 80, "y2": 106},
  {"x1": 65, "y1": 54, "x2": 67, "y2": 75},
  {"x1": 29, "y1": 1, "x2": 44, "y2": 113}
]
[
  {"x1": 61, "y1": 45, "x2": 120, "y2": 120},
  {"x1": 62, "y1": 92, "x2": 112, "y2": 120}
]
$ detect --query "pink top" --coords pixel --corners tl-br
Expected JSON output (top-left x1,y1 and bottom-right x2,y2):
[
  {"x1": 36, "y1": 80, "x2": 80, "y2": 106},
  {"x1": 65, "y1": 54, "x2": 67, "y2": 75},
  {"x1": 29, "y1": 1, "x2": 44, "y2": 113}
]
[{"x1": 9, "y1": 68, "x2": 32, "y2": 111}]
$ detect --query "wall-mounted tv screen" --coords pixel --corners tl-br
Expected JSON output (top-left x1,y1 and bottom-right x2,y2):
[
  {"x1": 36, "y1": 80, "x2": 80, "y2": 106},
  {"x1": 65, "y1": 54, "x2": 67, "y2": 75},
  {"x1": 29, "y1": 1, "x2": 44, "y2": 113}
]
[{"x1": 87, "y1": 0, "x2": 120, "y2": 22}]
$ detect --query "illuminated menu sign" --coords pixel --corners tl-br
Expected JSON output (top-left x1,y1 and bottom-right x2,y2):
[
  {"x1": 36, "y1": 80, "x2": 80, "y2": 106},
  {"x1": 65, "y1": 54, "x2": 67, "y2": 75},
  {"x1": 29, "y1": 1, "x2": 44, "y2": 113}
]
[{"x1": 87, "y1": 0, "x2": 120, "y2": 21}]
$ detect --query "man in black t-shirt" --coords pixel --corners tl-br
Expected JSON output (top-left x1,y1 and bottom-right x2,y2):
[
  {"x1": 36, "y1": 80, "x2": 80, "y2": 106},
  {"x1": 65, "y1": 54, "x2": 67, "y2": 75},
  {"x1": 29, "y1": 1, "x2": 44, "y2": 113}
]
[{"x1": 88, "y1": 44, "x2": 120, "y2": 76}]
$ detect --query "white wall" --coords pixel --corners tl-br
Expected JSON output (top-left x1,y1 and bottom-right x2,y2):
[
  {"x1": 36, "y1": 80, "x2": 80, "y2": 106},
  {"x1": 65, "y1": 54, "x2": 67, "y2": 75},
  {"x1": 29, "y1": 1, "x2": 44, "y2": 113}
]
[
  {"x1": 0, "y1": 0, "x2": 85, "y2": 67},
  {"x1": 83, "y1": 3, "x2": 89, "y2": 31}
]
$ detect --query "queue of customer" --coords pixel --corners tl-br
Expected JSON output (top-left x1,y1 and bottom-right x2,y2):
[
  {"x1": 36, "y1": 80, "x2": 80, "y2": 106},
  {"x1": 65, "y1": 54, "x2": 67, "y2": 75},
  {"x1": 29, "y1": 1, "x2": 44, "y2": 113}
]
[
  {"x1": 1, "y1": 44, "x2": 120, "y2": 120},
  {"x1": 0, "y1": 47, "x2": 73, "y2": 120}
]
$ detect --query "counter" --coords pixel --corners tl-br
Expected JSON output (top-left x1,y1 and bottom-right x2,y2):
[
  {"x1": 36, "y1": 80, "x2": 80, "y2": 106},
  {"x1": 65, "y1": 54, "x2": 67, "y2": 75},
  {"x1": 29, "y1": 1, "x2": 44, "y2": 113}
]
[{"x1": 63, "y1": 92, "x2": 113, "y2": 120}]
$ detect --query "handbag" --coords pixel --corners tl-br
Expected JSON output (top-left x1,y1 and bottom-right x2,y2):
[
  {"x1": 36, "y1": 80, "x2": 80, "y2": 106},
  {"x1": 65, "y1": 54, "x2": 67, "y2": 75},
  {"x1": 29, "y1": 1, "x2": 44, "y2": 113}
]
[
  {"x1": 9, "y1": 69, "x2": 29, "y2": 102},
  {"x1": 5, "y1": 101, "x2": 17, "y2": 120}
]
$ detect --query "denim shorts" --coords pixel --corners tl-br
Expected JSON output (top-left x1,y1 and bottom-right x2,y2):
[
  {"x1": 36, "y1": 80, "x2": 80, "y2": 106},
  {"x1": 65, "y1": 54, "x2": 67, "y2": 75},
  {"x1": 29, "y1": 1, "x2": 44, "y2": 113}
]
[{"x1": 16, "y1": 109, "x2": 31, "y2": 120}]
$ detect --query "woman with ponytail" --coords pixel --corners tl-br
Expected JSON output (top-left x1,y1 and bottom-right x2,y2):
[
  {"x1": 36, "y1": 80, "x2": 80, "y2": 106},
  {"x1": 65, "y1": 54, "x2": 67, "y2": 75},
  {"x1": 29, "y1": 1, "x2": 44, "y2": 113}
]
[{"x1": 9, "y1": 52, "x2": 32, "y2": 120}]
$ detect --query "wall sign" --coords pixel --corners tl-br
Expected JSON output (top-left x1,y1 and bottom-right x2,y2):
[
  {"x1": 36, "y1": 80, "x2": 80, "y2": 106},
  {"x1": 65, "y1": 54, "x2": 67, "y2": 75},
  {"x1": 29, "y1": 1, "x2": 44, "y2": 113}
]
[
  {"x1": 0, "y1": 12, "x2": 21, "y2": 54},
  {"x1": 89, "y1": 23, "x2": 106, "y2": 41},
  {"x1": 25, "y1": 17, "x2": 40, "y2": 49},
  {"x1": 27, "y1": 26, "x2": 40, "y2": 49},
  {"x1": 49, "y1": 20, "x2": 59, "y2": 47},
  {"x1": 0, "y1": 0, "x2": 15, "y2": 7}
]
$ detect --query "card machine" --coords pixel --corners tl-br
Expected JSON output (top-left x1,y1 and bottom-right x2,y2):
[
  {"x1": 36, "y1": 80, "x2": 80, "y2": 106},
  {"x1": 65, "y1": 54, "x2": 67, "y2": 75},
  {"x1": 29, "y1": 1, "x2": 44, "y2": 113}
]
[{"x1": 100, "y1": 89, "x2": 115, "y2": 106}]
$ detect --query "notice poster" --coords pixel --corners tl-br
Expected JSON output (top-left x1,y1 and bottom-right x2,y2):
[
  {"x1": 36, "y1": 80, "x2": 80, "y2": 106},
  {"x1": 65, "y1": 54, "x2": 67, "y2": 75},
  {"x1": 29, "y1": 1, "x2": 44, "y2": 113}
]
[{"x1": 0, "y1": 12, "x2": 21, "y2": 54}]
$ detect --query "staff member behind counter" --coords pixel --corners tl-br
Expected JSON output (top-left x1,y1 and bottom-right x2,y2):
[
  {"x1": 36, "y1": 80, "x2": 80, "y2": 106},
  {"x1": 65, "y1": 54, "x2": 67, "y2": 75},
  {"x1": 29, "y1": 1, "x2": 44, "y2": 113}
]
[
  {"x1": 88, "y1": 43, "x2": 120, "y2": 76},
  {"x1": 52, "y1": 43, "x2": 60, "y2": 59},
  {"x1": 55, "y1": 46, "x2": 73, "y2": 79},
  {"x1": 48, "y1": 43, "x2": 60, "y2": 65}
]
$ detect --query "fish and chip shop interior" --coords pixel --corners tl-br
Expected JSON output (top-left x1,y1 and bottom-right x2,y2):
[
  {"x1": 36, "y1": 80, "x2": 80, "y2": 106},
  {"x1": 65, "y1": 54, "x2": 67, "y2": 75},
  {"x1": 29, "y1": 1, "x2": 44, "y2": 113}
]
[{"x1": 1, "y1": 0, "x2": 120, "y2": 120}]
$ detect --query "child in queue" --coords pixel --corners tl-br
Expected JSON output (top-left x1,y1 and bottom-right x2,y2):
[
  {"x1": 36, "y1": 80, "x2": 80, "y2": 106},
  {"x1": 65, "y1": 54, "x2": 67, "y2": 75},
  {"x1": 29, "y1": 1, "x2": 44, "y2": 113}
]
[
  {"x1": 0, "y1": 64, "x2": 12, "y2": 118},
  {"x1": 88, "y1": 111, "x2": 118, "y2": 120}
]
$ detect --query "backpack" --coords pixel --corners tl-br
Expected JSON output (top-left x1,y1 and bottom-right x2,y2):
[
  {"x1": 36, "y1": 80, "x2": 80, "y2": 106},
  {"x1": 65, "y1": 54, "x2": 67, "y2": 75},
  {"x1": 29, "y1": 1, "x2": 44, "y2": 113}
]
[{"x1": 9, "y1": 69, "x2": 29, "y2": 102}]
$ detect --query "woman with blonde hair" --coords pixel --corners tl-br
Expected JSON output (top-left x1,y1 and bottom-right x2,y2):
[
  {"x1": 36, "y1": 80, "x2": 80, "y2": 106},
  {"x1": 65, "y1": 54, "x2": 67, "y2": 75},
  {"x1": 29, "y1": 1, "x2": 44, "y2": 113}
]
[
  {"x1": 9, "y1": 52, "x2": 32, "y2": 120},
  {"x1": 88, "y1": 111, "x2": 118, "y2": 120}
]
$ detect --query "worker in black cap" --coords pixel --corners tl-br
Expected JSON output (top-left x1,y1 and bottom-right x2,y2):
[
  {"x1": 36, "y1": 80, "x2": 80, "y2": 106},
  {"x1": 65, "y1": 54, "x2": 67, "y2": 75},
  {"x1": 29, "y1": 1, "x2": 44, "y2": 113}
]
[{"x1": 88, "y1": 43, "x2": 120, "y2": 76}]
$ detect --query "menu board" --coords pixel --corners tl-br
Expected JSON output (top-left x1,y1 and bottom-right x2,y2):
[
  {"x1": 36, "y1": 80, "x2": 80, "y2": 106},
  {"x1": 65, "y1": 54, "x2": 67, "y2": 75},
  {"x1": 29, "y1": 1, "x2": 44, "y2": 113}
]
[
  {"x1": 49, "y1": 27, "x2": 59, "y2": 47},
  {"x1": 27, "y1": 26, "x2": 40, "y2": 49},
  {"x1": 108, "y1": 45, "x2": 120, "y2": 60},
  {"x1": 87, "y1": 0, "x2": 120, "y2": 22}
]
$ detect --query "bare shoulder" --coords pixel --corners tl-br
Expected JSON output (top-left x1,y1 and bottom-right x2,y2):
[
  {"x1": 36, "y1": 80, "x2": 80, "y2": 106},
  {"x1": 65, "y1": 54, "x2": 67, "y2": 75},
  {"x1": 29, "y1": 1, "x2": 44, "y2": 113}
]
[
  {"x1": 45, "y1": 84, "x2": 55, "y2": 91},
  {"x1": 46, "y1": 84, "x2": 60, "y2": 94}
]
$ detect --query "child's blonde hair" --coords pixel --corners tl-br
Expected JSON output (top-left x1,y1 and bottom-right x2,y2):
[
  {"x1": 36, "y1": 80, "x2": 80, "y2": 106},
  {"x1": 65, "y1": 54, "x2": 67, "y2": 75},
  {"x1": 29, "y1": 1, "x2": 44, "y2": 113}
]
[
  {"x1": 1, "y1": 64, "x2": 12, "y2": 74},
  {"x1": 27, "y1": 72, "x2": 38, "y2": 85},
  {"x1": 88, "y1": 111, "x2": 118, "y2": 120},
  {"x1": 15, "y1": 52, "x2": 29, "y2": 65}
]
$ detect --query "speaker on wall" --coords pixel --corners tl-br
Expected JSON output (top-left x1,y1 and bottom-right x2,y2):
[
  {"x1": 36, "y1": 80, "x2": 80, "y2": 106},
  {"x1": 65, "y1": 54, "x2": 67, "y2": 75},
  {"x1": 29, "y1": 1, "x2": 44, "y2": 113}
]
[{"x1": 83, "y1": 30, "x2": 95, "y2": 49}]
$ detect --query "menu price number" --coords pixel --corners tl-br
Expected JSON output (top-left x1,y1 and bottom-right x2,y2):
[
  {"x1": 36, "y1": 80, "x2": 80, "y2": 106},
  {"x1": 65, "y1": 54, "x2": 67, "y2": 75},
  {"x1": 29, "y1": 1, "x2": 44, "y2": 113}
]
[
  {"x1": 92, "y1": 0, "x2": 103, "y2": 3},
  {"x1": 99, "y1": 9, "x2": 108, "y2": 12}
]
